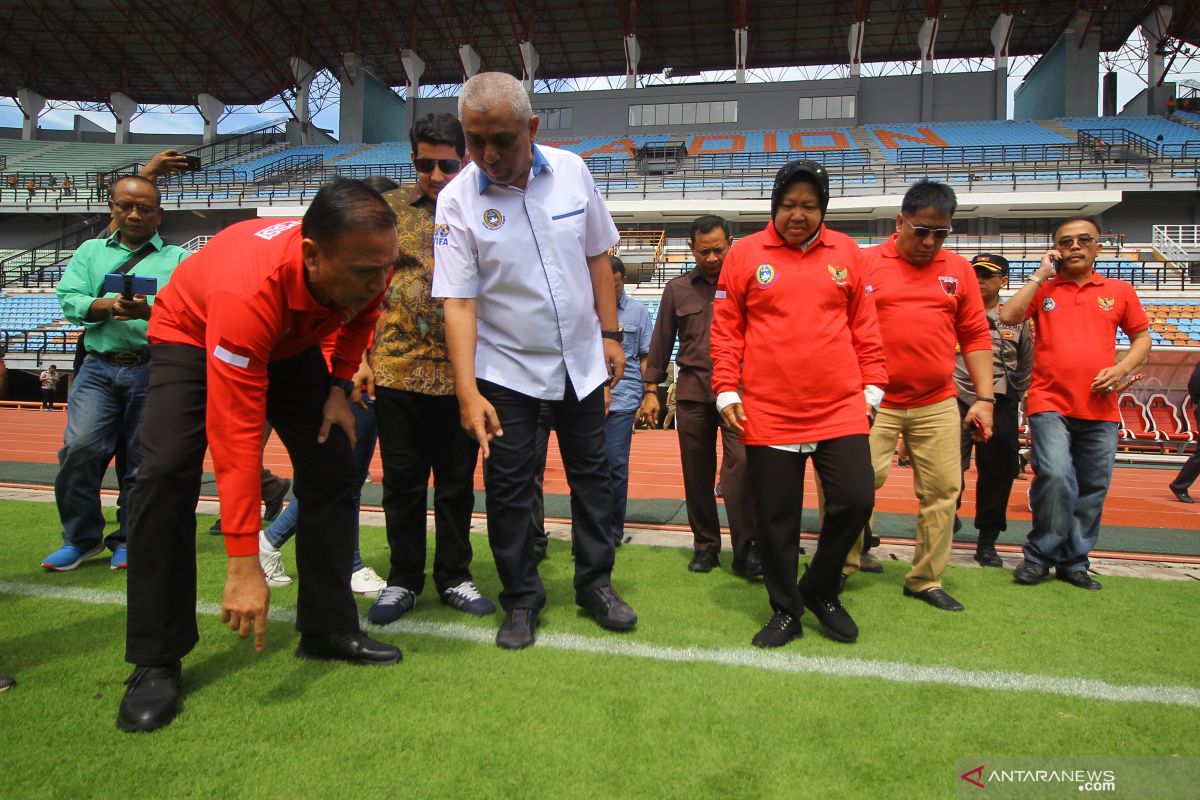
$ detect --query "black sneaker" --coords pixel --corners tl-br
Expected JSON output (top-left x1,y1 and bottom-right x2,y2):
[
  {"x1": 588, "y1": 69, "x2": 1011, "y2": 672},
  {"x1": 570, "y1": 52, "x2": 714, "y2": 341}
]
[
  {"x1": 973, "y1": 542, "x2": 1004, "y2": 568},
  {"x1": 0, "y1": 673, "x2": 13, "y2": 692},
  {"x1": 496, "y1": 608, "x2": 539, "y2": 650},
  {"x1": 731, "y1": 542, "x2": 763, "y2": 578},
  {"x1": 1013, "y1": 559, "x2": 1050, "y2": 585},
  {"x1": 1056, "y1": 570, "x2": 1102, "y2": 591},
  {"x1": 117, "y1": 662, "x2": 181, "y2": 733},
  {"x1": 688, "y1": 550, "x2": 719, "y2": 573},
  {"x1": 800, "y1": 588, "x2": 858, "y2": 643},
  {"x1": 751, "y1": 612, "x2": 803, "y2": 648},
  {"x1": 576, "y1": 585, "x2": 637, "y2": 630}
]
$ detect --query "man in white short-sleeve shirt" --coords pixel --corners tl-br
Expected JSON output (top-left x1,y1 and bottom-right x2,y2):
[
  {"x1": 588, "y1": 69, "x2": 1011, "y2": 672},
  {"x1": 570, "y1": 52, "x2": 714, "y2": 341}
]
[{"x1": 434, "y1": 72, "x2": 638, "y2": 650}]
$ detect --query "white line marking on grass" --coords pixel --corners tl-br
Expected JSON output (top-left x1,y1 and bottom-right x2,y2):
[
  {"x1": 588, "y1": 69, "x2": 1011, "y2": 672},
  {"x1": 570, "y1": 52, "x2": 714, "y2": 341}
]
[{"x1": 3, "y1": 580, "x2": 1197, "y2": 709}]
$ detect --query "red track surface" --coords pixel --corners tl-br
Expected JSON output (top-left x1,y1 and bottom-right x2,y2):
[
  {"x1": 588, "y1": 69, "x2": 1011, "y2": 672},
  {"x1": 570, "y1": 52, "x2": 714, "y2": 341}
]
[{"x1": 3, "y1": 407, "x2": 1195, "y2": 532}]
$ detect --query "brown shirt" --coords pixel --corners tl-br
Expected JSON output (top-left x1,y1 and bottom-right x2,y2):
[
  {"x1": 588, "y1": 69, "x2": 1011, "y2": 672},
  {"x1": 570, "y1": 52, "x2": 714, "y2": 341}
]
[
  {"x1": 644, "y1": 267, "x2": 719, "y2": 403},
  {"x1": 372, "y1": 186, "x2": 455, "y2": 395}
]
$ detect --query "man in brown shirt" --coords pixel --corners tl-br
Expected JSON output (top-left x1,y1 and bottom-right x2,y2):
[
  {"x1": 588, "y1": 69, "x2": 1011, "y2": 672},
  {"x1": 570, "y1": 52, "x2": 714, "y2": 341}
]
[
  {"x1": 366, "y1": 113, "x2": 495, "y2": 625},
  {"x1": 638, "y1": 215, "x2": 759, "y2": 576}
]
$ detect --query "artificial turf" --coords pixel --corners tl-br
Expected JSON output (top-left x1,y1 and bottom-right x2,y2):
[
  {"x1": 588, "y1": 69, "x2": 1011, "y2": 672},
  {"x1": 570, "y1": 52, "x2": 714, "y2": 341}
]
[{"x1": 1, "y1": 498, "x2": 1198, "y2": 799}]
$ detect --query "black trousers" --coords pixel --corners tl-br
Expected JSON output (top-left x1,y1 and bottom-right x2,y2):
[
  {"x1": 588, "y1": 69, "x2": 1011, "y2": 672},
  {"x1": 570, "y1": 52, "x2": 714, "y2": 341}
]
[
  {"x1": 530, "y1": 403, "x2": 554, "y2": 551},
  {"x1": 957, "y1": 394, "x2": 1021, "y2": 535},
  {"x1": 1170, "y1": 404, "x2": 1200, "y2": 494},
  {"x1": 374, "y1": 386, "x2": 479, "y2": 595},
  {"x1": 125, "y1": 344, "x2": 360, "y2": 666},
  {"x1": 746, "y1": 435, "x2": 873, "y2": 620},
  {"x1": 478, "y1": 379, "x2": 615, "y2": 611}
]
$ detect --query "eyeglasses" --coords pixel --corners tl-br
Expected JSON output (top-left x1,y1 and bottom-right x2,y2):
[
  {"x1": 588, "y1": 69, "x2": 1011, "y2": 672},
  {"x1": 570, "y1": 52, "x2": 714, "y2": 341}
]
[
  {"x1": 1055, "y1": 234, "x2": 1096, "y2": 249},
  {"x1": 110, "y1": 200, "x2": 158, "y2": 215},
  {"x1": 413, "y1": 158, "x2": 462, "y2": 175},
  {"x1": 902, "y1": 217, "x2": 953, "y2": 240}
]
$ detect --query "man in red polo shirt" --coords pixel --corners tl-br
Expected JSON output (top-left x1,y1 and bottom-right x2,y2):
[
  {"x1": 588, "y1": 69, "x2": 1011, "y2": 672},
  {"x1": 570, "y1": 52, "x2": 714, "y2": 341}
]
[
  {"x1": 842, "y1": 181, "x2": 996, "y2": 612},
  {"x1": 118, "y1": 179, "x2": 402, "y2": 734},
  {"x1": 1000, "y1": 217, "x2": 1150, "y2": 590}
]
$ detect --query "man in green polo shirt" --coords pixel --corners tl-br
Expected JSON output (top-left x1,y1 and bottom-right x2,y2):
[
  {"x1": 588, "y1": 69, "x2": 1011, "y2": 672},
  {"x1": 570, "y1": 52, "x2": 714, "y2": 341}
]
[{"x1": 42, "y1": 175, "x2": 189, "y2": 572}]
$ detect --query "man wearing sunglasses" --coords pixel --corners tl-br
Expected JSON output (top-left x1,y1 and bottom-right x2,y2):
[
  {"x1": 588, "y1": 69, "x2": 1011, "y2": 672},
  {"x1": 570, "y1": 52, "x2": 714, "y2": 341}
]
[
  {"x1": 841, "y1": 180, "x2": 995, "y2": 612},
  {"x1": 999, "y1": 218, "x2": 1150, "y2": 590},
  {"x1": 365, "y1": 112, "x2": 497, "y2": 625},
  {"x1": 43, "y1": 176, "x2": 189, "y2": 573}
]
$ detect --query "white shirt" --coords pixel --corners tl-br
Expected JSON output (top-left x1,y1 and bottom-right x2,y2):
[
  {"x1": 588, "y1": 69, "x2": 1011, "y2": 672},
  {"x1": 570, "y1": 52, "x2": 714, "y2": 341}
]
[{"x1": 433, "y1": 144, "x2": 620, "y2": 400}]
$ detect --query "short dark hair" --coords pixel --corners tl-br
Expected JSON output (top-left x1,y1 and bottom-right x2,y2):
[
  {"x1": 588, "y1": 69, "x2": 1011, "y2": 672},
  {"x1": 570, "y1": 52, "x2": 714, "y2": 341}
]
[
  {"x1": 1053, "y1": 216, "x2": 1100, "y2": 240},
  {"x1": 410, "y1": 113, "x2": 466, "y2": 157},
  {"x1": 362, "y1": 175, "x2": 401, "y2": 195},
  {"x1": 900, "y1": 180, "x2": 956, "y2": 218},
  {"x1": 302, "y1": 178, "x2": 397, "y2": 250},
  {"x1": 690, "y1": 215, "x2": 732, "y2": 242},
  {"x1": 110, "y1": 175, "x2": 161, "y2": 206},
  {"x1": 610, "y1": 255, "x2": 625, "y2": 276}
]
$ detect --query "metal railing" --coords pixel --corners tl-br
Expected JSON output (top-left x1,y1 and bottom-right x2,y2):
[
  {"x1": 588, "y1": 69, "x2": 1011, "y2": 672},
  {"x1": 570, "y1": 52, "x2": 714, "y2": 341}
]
[
  {"x1": 252, "y1": 154, "x2": 323, "y2": 183},
  {"x1": 0, "y1": 216, "x2": 107, "y2": 288},
  {"x1": 1152, "y1": 224, "x2": 1200, "y2": 269},
  {"x1": 1, "y1": 328, "x2": 79, "y2": 355},
  {"x1": 1077, "y1": 128, "x2": 1159, "y2": 159},
  {"x1": 895, "y1": 142, "x2": 1086, "y2": 165}
]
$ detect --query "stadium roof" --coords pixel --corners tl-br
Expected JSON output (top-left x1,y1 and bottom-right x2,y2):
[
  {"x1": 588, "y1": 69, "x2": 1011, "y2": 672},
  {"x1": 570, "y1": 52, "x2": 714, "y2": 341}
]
[{"x1": 0, "y1": 1, "x2": 1192, "y2": 106}]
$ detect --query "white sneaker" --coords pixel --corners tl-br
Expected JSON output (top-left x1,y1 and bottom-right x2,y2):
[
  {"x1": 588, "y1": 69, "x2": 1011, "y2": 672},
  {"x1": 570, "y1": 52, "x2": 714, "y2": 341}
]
[
  {"x1": 351, "y1": 566, "x2": 386, "y2": 597},
  {"x1": 259, "y1": 547, "x2": 292, "y2": 587}
]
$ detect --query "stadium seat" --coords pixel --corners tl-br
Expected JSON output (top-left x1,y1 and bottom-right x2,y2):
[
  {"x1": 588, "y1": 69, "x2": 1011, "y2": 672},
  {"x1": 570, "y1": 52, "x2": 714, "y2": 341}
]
[
  {"x1": 1117, "y1": 393, "x2": 1158, "y2": 441},
  {"x1": 1146, "y1": 394, "x2": 1193, "y2": 442}
]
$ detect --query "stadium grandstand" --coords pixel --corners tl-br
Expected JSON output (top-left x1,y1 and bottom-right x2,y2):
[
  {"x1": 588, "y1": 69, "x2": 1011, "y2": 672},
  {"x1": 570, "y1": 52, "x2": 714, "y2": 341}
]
[{"x1": 1, "y1": 1, "x2": 1199, "y2": 797}]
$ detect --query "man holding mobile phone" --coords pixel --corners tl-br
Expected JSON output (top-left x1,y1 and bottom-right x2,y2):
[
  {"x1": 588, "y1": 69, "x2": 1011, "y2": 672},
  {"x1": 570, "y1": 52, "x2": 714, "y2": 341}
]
[
  {"x1": 43, "y1": 175, "x2": 188, "y2": 572},
  {"x1": 999, "y1": 218, "x2": 1151, "y2": 590}
]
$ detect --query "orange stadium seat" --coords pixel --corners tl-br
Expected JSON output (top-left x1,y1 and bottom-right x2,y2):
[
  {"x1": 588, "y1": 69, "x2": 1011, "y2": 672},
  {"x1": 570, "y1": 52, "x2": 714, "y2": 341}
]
[
  {"x1": 1146, "y1": 393, "x2": 1193, "y2": 441},
  {"x1": 1117, "y1": 393, "x2": 1158, "y2": 441}
]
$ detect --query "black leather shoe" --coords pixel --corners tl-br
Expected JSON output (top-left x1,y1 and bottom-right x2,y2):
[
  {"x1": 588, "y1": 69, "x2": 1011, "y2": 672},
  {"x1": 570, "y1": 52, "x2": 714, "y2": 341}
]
[
  {"x1": 751, "y1": 612, "x2": 803, "y2": 648},
  {"x1": 1057, "y1": 570, "x2": 1102, "y2": 590},
  {"x1": 903, "y1": 586, "x2": 964, "y2": 612},
  {"x1": 973, "y1": 535, "x2": 1004, "y2": 568},
  {"x1": 731, "y1": 542, "x2": 763, "y2": 578},
  {"x1": 799, "y1": 587, "x2": 858, "y2": 643},
  {"x1": 859, "y1": 551, "x2": 885, "y2": 574},
  {"x1": 117, "y1": 662, "x2": 181, "y2": 733},
  {"x1": 577, "y1": 585, "x2": 637, "y2": 630},
  {"x1": 1013, "y1": 559, "x2": 1050, "y2": 585},
  {"x1": 1170, "y1": 486, "x2": 1195, "y2": 504},
  {"x1": 496, "y1": 608, "x2": 539, "y2": 650},
  {"x1": 263, "y1": 478, "x2": 292, "y2": 522},
  {"x1": 688, "y1": 550, "x2": 720, "y2": 573},
  {"x1": 295, "y1": 631, "x2": 401, "y2": 665}
]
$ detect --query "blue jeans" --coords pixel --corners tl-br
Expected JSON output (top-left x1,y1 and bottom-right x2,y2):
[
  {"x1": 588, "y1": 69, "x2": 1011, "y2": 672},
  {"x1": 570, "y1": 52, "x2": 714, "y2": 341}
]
[
  {"x1": 604, "y1": 408, "x2": 636, "y2": 543},
  {"x1": 54, "y1": 355, "x2": 149, "y2": 550},
  {"x1": 263, "y1": 398, "x2": 377, "y2": 571},
  {"x1": 1026, "y1": 412, "x2": 1119, "y2": 572}
]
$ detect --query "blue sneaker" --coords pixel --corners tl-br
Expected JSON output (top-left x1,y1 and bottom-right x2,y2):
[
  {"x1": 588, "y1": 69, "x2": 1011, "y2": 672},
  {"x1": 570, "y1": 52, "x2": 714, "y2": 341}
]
[
  {"x1": 441, "y1": 581, "x2": 497, "y2": 616},
  {"x1": 110, "y1": 545, "x2": 128, "y2": 570},
  {"x1": 42, "y1": 543, "x2": 106, "y2": 571},
  {"x1": 367, "y1": 586, "x2": 416, "y2": 625}
]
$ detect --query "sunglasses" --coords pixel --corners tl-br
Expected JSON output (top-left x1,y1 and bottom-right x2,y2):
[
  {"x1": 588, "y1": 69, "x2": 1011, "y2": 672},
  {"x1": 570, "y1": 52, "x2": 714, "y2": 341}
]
[
  {"x1": 1055, "y1": 234, "x2": 1096, "y2": 249},
  {"x1": 110, "y1": 200, "x2": 159, "y2": 215},
  {"x1": 413, "y1": 158, "x2": 462, "y2": 175},
  {"x1": 902, "y1": 217, "x2": 953, "y2": 240}
]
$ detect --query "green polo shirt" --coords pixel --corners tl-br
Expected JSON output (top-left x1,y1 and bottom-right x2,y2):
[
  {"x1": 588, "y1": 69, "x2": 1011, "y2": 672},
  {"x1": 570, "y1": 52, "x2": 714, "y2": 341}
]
[{"x1": 56, "y1": 231, "x2": 189, "y2": 354}]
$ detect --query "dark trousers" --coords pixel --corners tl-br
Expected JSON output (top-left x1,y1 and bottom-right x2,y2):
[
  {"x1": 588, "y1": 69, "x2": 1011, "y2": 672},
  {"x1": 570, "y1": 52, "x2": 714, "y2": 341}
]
[
  {"x1": 674, "y1": 399, "x2": 755, "y2": 557},
  {"x1": 41, "y1": 387, "x2": 54, "y2": 408},
  {"x1": 530, "y1": 403, "x2": 553, "y2": 553},
  {"x1": 125, "y1": 344, "x2": 360, "y2": 666},
  {"x1": 1170, "y1": 404, "x2": 1200, "y2": 494},
  {"x1": 374, "y1": 386, "x2": 479, "y2": 595},
  {"x1": 747, "y1": 436, "x2": 873, "y2": 620},
  {"x1": 957, "y1": 394, "x2": 1021, "y2": 535},
  {"x1": 479, "y1": 379, "x2": 615, "y2": 611}
]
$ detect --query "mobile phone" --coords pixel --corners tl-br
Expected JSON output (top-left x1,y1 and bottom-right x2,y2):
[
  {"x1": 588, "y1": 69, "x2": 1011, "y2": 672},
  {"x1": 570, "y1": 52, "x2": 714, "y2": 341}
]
[
  {"x1": 102, "y1": 273, "x2": 158, "y2": 300},
  {"x1": 183, "y1": 155, "x2": 202, "y2": 171}
]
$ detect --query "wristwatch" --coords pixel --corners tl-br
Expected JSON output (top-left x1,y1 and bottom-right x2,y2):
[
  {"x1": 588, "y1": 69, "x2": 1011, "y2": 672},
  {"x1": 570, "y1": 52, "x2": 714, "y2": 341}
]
[
  {"x1": 333, "y1": 378, "x2": 355, "y2": 398},
  {"x1": 600, "y1": 330, "x2": 624, "y2": 342}
]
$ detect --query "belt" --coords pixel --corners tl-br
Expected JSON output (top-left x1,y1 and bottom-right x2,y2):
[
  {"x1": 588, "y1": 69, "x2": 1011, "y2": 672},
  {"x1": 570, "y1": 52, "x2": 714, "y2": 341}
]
[{"x1": 94, "y1": 350, "x2": 150, "y2": 366}]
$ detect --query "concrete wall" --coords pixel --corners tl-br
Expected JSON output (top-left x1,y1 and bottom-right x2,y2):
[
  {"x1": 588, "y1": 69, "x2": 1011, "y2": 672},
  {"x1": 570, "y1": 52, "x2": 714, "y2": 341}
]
[
  {"x1": 1097, "y1": 191, "x2": 1200, "y2": 241},
  {"x1": 362, "y1": 71, "x2": 407, "y2": 144},
  {"x1": 1015, "y1": 38, "x2": 1066, "y2": 119}
]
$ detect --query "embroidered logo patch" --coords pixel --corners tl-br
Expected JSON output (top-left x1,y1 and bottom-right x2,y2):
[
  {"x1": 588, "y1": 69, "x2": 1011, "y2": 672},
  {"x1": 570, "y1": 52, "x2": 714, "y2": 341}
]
[
  {"x1": 827, "y1": 264, "x2": 848, "y2": 285},
  {"x1": 1043, "y1": 297, "x2": 1056, "y2": 312},
  {"x1": 938, "y1": 275, "x2": 959, "y2": 297},
  {"x1": 755, "y1": 264, "x2": 776, "y2": 287},
  {"x1": 432, "y1": 223, "x2": 450, "y2": 246},
  {"x1": 864, "y1": 283, "x2": 874, "y2": 295},
  {"x1": 1097, "y1": 296, "x2": 1115, "y2": 311},
  {"x1": 482, "y1": 209, "x2": 504, "y2": 230}
]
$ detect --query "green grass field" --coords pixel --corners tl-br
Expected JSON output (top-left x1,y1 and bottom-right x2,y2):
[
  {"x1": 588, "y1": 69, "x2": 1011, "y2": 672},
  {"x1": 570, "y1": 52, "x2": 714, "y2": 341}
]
[{"x1": 1, "y1": 498, "x2": 1198, "y2": 799}]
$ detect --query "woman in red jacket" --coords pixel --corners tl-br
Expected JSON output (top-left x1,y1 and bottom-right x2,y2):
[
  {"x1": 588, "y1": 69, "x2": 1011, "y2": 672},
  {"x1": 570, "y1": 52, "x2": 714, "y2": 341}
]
[{"x1": 711, "y1": 160, "x2": 887, "y2": 648}]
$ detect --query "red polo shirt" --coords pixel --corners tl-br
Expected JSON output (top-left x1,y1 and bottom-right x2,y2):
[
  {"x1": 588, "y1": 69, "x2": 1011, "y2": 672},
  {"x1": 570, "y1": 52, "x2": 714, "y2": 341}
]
[
  {"x1": 711, "y1": 223, "x2": 887, "y2": 445},
  {"x1": 1024, "y1": 271, "x2": 1148, "y2": 422},
  {"x1": 149, "y1": 218, "x2": 384, "y2": 556},
  {"x1": 863, "y1": 235, "x2": 991, "y2": 409}
]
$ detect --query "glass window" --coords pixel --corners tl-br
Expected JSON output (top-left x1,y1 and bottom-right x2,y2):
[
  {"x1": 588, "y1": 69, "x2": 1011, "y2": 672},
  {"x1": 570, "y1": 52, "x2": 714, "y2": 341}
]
[
  {"x1": 669, "y1": 103, "x2": 683, "y2": 125},
  {"x1": 682, "y1": 103, "x2": 696, "y2": 124},
  {"x1": 725, "y1": 101, "x2": 737, "y2": 122},
  {"x1": 798, "y1": 97, "x2": 813, "y2": 120},
  {"x1": 812, "y1": 96, "x2": 827, "y2": 120},
  {"x1": 711, "y1": 101, "x2": 724, "y2": 124},
  {"x1": 655, "y1": 104, "x2": 669, "y2": 126},
  {"x1": 697, "y1": 103, "x2": 710, "y2": 124},
  {"x1": 629, "y1": 105, "x2": 641, "y2": 126},
  {"x1": 561, "y1": 107, "x2": 572, "y2": 128},
  {"x1": 842, "y1": 96, "x2": 855, "y2": 119}
]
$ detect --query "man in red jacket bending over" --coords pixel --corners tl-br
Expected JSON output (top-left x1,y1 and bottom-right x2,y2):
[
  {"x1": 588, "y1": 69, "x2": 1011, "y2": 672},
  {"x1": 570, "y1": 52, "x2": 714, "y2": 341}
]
[{"x1": 118, "y1": 179, "x2": 402, "y2": 734}]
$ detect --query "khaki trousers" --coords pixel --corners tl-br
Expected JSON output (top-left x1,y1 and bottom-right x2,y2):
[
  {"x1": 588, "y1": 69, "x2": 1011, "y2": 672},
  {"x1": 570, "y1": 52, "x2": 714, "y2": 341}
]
[{"x1": 843, "y1": 397, "x2": 961, "y2": 592}]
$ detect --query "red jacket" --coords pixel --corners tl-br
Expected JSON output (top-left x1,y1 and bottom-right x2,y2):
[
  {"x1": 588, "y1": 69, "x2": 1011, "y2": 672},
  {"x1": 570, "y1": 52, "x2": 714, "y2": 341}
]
[
  {"x1": 711, "y1": 223, "x2": 887, "y2": 445},
  {"x1": 148, "y1": 218, "x2": 384, "y2": 556},
  {"x1": 864, "y1": 236, "x2": 991, "y2": 409}
]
